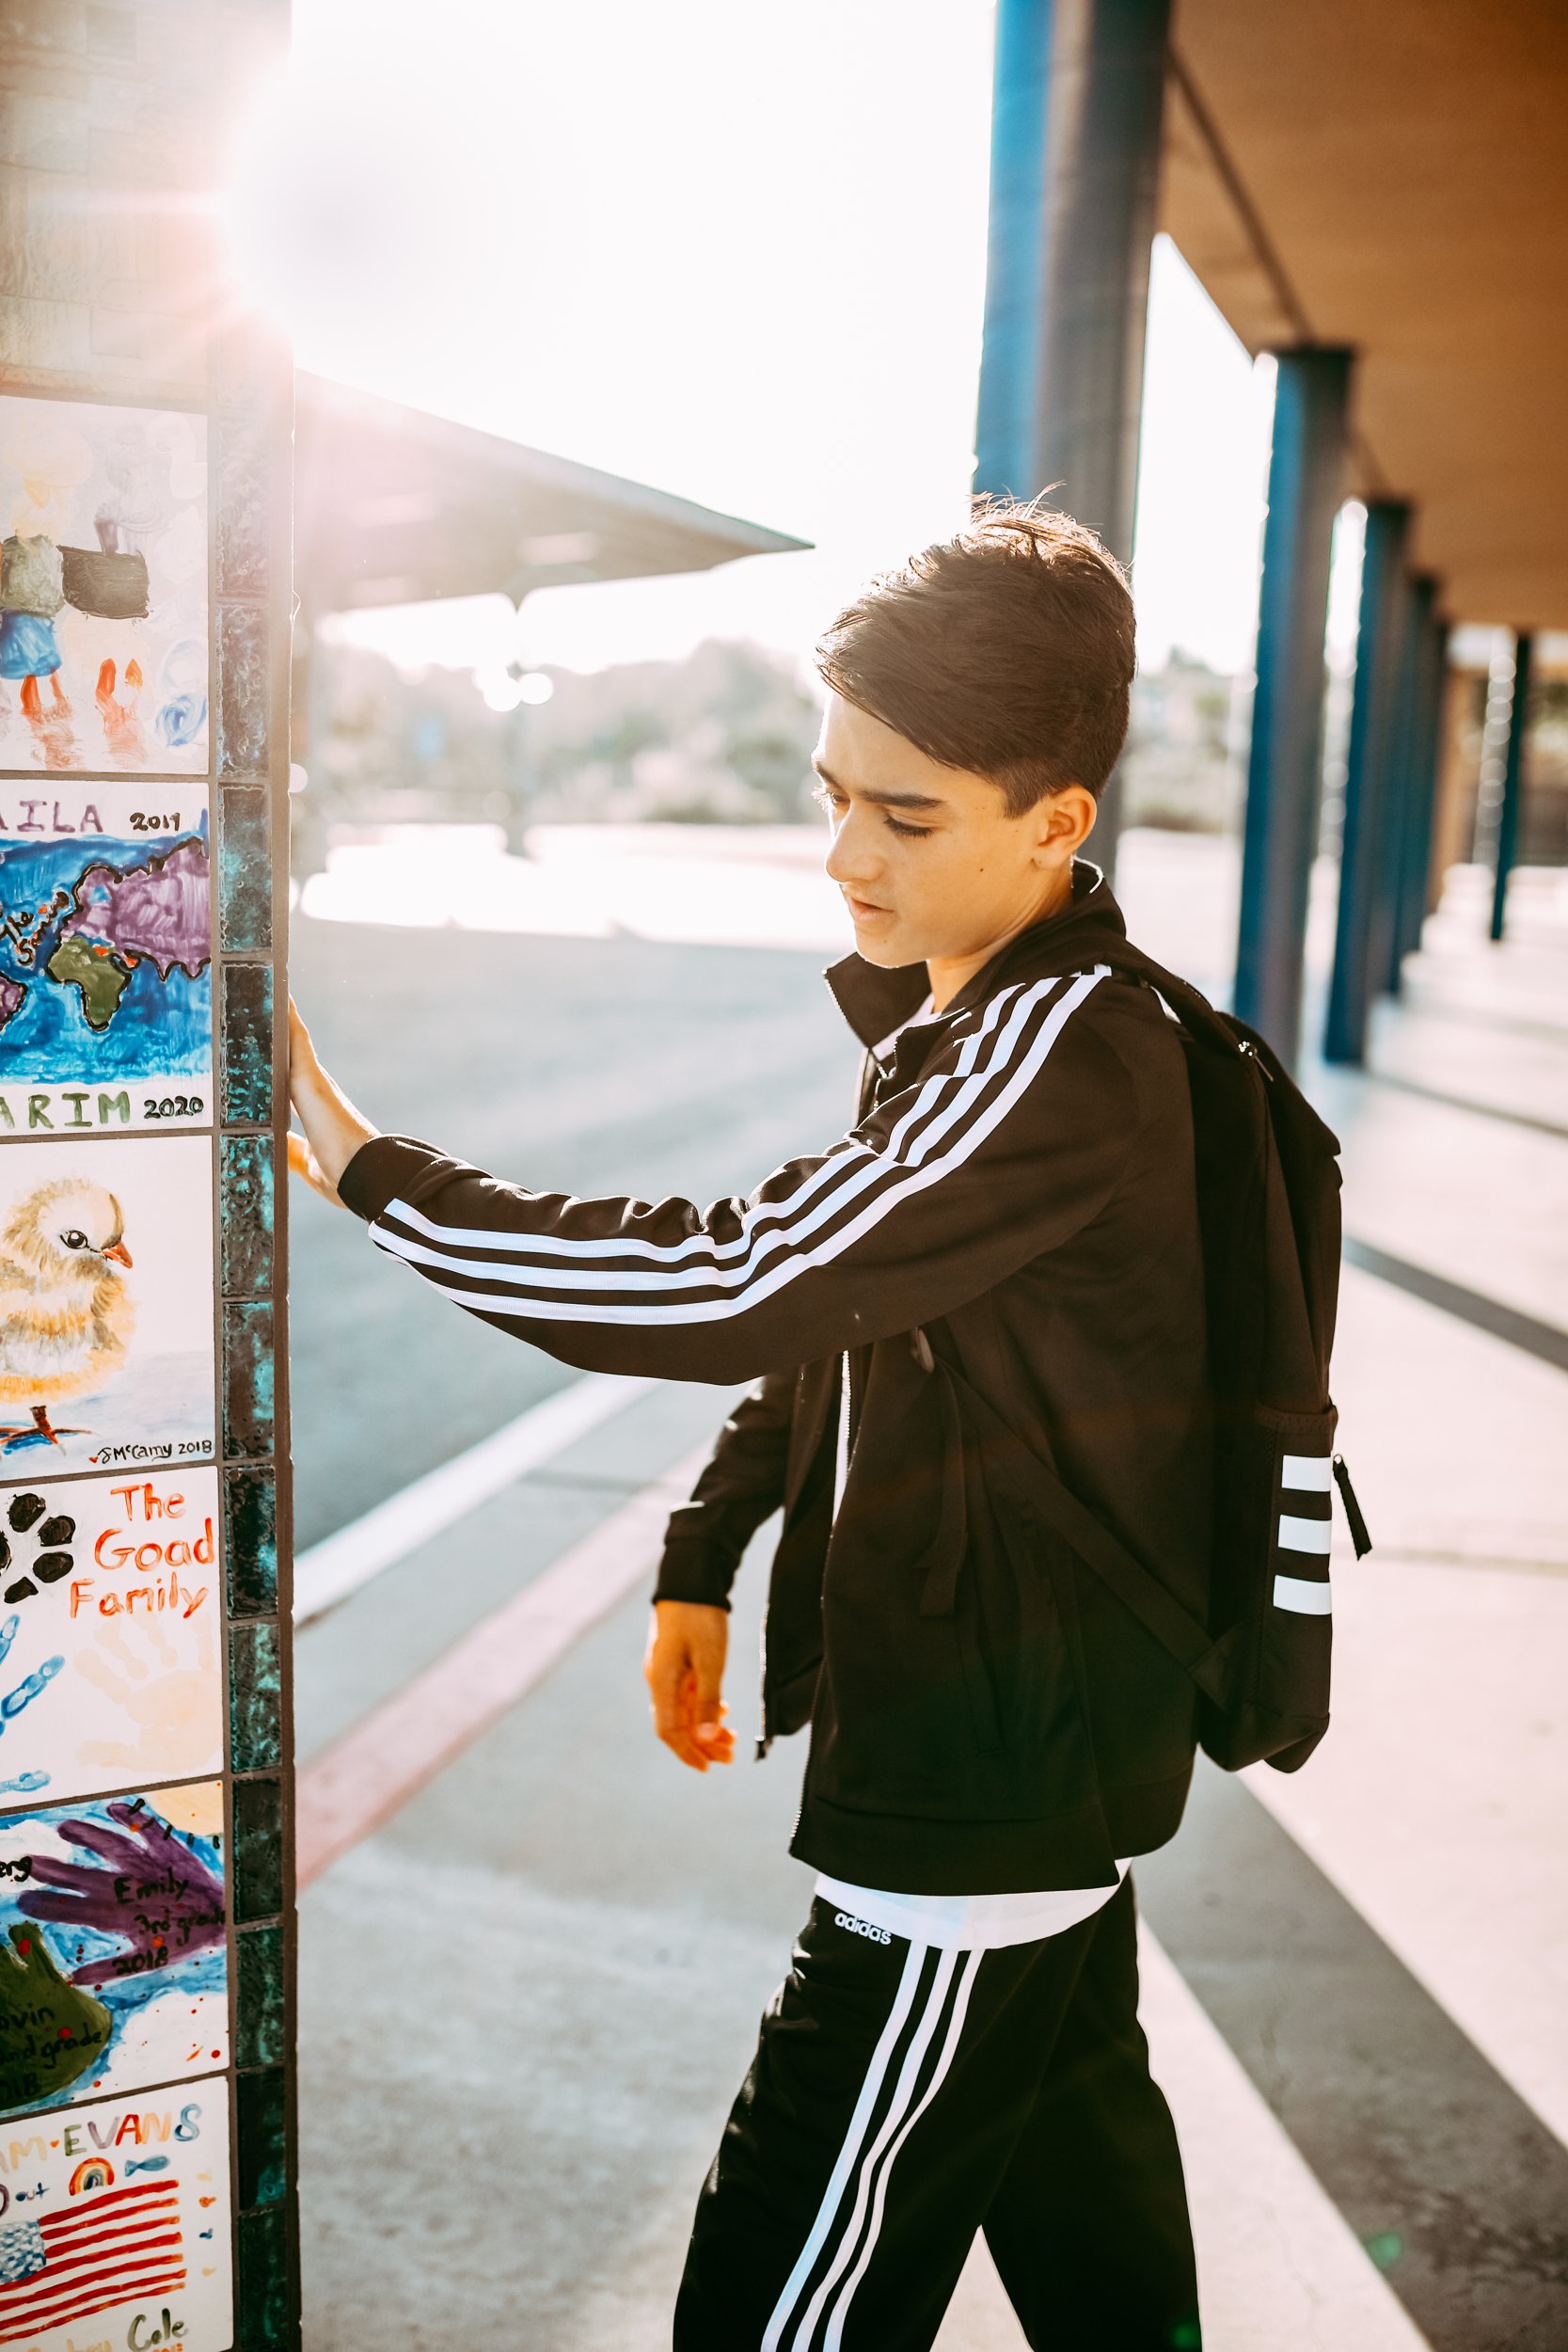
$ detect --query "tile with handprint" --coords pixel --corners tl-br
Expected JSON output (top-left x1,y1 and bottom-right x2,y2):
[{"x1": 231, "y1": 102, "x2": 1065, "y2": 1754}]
[
  {"x1": 0, "y1": 1468, "x2": 222, "y2": 1811},
  {"x1": 0, "y1": 1781, "x2": 225, "y2": 2119}
]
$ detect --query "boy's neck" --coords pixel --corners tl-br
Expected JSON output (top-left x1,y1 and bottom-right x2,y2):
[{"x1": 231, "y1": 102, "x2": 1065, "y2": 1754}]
[{"x1": 926, "y1": 865, "x2": 1076, "y2": 1013}]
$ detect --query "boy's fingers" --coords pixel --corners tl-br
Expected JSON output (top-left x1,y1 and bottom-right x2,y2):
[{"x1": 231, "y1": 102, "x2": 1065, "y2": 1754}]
[
  {"x1": 646, "y1": 1645, "x2": 707, "y2": 1772},
  {"x1": 693, "y1": 1658, "x2": 725, "y2": 1739},
  {"x1": 693, "y1": 1677, "x2": 733, "y2": 1763},
  {"x1": 687, "y1": 1610, "x2": 730, "y2": 1752}
]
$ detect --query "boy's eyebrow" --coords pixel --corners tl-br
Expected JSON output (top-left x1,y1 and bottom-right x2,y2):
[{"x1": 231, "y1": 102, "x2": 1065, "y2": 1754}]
[{"x1": 811, "y1": 756, "x2": 946, "y2": 812}]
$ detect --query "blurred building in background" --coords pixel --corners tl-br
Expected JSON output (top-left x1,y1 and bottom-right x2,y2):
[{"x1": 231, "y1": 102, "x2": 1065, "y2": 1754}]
[{"x1": 291, "y1": 372, "x2": 808, "y2": 867}]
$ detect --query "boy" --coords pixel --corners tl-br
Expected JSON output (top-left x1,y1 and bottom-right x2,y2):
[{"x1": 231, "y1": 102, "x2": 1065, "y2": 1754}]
[{"x1": 290, "y1": 503, "x2": 1206, "y2": 2350}]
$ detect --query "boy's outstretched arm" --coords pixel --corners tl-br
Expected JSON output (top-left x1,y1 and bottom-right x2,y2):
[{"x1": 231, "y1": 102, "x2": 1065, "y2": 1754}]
[
  {"x1": 288, "y1": 1001, "x2": 379, "y2": 1203},
  {"x1": 292, "y1": 971, "x2": 1139, "y2": 1388}
]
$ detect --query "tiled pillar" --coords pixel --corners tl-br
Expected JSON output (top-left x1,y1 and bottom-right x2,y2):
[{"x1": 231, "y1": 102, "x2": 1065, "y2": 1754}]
[{"x1": 0, "y1": 8, "x2": 297, "y2": 2349}]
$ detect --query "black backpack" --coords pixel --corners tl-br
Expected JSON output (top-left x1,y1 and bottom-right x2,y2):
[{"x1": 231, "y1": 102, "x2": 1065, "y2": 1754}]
[{"x1": 933, "y1": 940, "x2": 1370, "y2": 1775}]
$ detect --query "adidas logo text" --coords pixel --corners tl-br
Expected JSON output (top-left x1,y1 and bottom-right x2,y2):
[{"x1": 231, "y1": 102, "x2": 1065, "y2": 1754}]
[{"x1": 833, "y1": 1911, "x2": 893, "y2": 1945}]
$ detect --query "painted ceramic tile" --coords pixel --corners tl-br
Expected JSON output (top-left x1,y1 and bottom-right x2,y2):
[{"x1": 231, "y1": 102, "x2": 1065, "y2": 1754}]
[
  {"x1": 0, "y1": 1136, "x2": 214, "y2": 1480},
  {"x1": 0, "y1": 2074, "x2": 232, "y2": 2347},
  {"x1": 0, "y1": 783, "x2": 212, "y2": 1132},
  {"x1": 0, "y1": 1467, "x2": 221, "y2": 1809},
  {"x1": 0, "y1": 1782, "x2": 226, "y2": 2118},
  {"x1": 0, "y1": 401, "x2": 208, "y2": 777}
]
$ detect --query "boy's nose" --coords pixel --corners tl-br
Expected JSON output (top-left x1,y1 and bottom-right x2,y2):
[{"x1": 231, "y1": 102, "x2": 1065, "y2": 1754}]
[{"x1": 824, "y1": 810, "x2": 881, "y2": 891}]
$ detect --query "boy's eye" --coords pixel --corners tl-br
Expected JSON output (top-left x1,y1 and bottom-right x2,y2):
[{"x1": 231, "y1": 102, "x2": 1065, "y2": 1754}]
[{"x1": 811, "y1": 781, "x2": 930, "y2": 839}]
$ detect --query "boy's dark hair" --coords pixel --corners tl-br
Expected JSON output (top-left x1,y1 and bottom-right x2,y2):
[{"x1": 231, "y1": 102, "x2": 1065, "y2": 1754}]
[{"x1": 815, "y1": 499, "x2": 1134, "y2": 810}]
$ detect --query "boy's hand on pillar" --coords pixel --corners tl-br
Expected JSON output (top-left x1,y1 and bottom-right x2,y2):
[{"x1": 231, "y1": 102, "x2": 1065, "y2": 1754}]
[
  {"x1": 287, "y1": 1128, "x2": 344, "y2": 1207},
  {"x1": 645, "y1": 1600, "x2": 735, "y2": 1772},
  {"x1": 287, "y1": 995, "x2": 380, "y2": 1198}
]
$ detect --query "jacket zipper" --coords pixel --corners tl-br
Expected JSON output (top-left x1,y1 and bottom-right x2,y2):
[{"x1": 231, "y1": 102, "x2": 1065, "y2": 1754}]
[{"x1": 755, "y1": 1598, "x2": 772, "y2": 1759}]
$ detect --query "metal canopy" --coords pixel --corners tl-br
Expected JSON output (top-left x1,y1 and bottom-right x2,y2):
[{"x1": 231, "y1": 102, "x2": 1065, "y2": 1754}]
[
  {"x1": 1161, "y1": 0, "x2": 1568, "y2": 628},
  {"x1": 293, "y1": 371, "x2": 810, "y2": 617}
]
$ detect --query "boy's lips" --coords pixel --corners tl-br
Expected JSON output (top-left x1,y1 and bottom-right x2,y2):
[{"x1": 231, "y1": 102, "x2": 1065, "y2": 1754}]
[{"x1": 845, "y1": 893, "x2": 893, "y2": 923}]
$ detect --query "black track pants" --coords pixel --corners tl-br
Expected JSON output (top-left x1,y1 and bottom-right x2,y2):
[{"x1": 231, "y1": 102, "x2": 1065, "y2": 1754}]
[{"x1": 673, "y1": 1875, "x2": 1199, "y2": 2352}]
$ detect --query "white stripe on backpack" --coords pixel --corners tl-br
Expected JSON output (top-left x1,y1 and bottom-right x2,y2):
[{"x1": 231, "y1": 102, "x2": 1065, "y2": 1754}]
[
  {"x1": 1273, "y1": 1572, "x2": 1332, "y2": 1615},
  {"x1": 1281, "y1": 1454, "x2": 1333, "y2": 1491},
  {"x1": 1278, "y1": 1512, "x2": 1332, "y2": 1554}
]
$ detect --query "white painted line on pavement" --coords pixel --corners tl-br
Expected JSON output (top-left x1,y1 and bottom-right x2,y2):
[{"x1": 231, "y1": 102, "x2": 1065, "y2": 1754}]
[
  {"x1": 293, "y1": 1372, "x2": 657, "y2": 1626},
  {"x1": 296, "y1": 1444, "x2": 709, "y2": 1888},
  {"x1": 1133, "y1": 1926, "x2": 1433, "y2": 2352},
  {"x1": 927, "y1": 1925, "x2": 1439, "y2": 2352}
]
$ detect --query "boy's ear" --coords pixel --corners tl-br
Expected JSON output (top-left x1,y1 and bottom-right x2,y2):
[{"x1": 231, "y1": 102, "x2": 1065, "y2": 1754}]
[{"x1": 1032, "y1": 784, "x2": 1098, "y2": 862}]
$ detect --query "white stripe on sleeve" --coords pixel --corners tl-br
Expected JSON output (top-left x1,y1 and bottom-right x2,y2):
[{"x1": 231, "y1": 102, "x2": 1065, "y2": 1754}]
[{"x1": 367, "y1": 968, "x2": 1108, "y2": 1331}]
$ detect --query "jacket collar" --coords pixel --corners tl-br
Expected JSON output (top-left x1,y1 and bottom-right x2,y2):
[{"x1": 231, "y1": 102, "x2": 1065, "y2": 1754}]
[{"x1": 824, "y1": 859, "x2": 1130, "y2": 1048}]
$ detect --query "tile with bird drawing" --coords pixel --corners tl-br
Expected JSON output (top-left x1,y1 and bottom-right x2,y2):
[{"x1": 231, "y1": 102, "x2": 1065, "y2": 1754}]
[
  {"x1": 0, "y1": 1465, "x2": 222, "y2": 1819},
  {"x1": 0, "y1": 1136, "x2": 214, "y2": 1485},
  {"x1": 0, "y1": 1779, "x2": 226, "y2": 2120},
  {"x1": 0, "y1": 783, "x2": 212, "y2": 1134}
]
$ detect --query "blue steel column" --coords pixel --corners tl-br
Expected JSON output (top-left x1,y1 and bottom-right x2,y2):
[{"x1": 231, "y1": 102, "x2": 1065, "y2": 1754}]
[
  {"x1": 974, "y1": 0, "x2": 1170, "y2": 867},
  {"x1": 974, "y1": 0, "x2": 1054, "y2": 497},
  {"x1": 1233, "y1": 347, "x2": 1352, "y2": 1066},
  {"x1": 1028, "y1": 0, "x2": 1170, "y2": 559},
  {"x1": 1323, "y1": 501, "x2": 1411, "y2": 1064},
  {"x1": 1367, "y1": 568, "x2": 1432, "y2": 1001},
  {"x1": 1386, "y1": 580, "x2": 1445, "y2": 984},
  {"x1": 1490, "y1": 631, "x2": 1534, "y2": 941}
]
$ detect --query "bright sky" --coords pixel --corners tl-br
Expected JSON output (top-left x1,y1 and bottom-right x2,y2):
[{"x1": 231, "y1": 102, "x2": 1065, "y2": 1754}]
[{"x1": 224, "y1": 0, "x2": 1286, "y2": 682}]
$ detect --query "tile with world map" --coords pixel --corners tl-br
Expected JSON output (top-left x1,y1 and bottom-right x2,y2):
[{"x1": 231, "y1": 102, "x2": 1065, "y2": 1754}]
[{"x1": 0, "y1": 782, "x2": 211, "y2": 1133}]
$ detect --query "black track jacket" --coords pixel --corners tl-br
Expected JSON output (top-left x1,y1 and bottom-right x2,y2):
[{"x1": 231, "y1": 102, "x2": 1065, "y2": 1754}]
[{"x1": 338, "y1": 865, "x2": 1212, "y2": 1896}]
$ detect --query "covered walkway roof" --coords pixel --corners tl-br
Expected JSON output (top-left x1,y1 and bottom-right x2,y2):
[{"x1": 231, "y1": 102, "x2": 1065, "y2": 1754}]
[
  {"x1": 293, "y1": 372, "x2": 810, "y2": 618},
  {"x1": 1161, "y1": 0, "x2": 1568, "y2": 628}
]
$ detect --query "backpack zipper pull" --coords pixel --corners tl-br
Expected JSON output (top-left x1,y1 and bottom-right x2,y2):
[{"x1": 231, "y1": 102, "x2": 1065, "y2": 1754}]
[{"x1": 1332, "y1": 1454, "x2": 1372, "y2": 1558}]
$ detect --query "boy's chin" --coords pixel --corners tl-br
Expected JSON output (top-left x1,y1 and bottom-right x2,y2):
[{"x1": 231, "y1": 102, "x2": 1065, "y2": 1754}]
[{"x1": 853, "y1": 930, "x2": 920, "y2": 970}]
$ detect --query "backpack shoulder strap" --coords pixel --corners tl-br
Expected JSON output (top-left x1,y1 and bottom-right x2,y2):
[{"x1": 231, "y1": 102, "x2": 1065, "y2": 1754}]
[{"x1": 1090, "y1": 938, "x2": 1243, "y2": 1058}]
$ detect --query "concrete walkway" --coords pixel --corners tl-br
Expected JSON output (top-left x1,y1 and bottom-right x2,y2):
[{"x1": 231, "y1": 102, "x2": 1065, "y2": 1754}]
[{"x1": 287, "y1": 835, "x2": 1568, "y2": 2350}]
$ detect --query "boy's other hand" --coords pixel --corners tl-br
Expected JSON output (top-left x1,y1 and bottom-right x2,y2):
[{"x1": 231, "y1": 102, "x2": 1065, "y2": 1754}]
[
  {"x1": 644, "y1": 1600, "x2": 735, "y2": 1772},
  {"x1": 288, "y1": 996, "x2": 379, "y2": 1200}
]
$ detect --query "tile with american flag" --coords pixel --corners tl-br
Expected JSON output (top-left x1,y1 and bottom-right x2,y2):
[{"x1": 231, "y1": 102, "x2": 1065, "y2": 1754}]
[{"x1": 0, "y1": 2076, "x2": 231, "y2": 2348}]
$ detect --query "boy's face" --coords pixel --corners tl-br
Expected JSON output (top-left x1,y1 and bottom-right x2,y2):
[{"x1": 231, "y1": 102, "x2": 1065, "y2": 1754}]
[{"x1": 814, "y1": 692, "x2": 1097, "y2": 975}]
